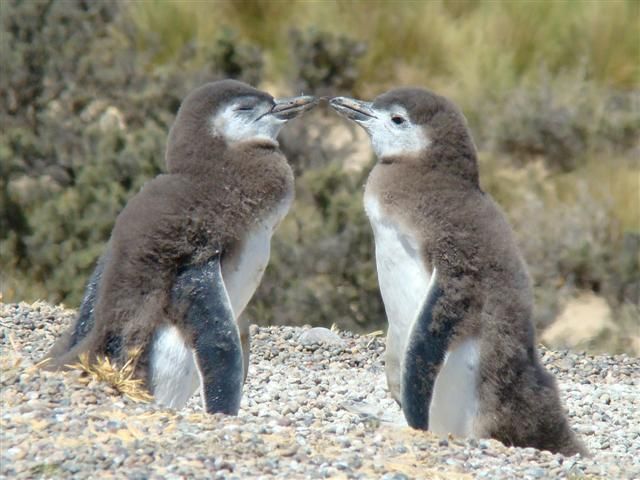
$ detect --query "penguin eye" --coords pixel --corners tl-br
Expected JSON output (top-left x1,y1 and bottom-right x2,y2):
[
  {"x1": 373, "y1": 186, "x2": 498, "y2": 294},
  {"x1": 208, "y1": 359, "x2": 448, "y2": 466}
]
[
  {"x1": 391, "y1": 114, "x2": 406, "y2": 125},
  {"x1": 235, "y1": 104, "x2": 255, "y2": 112}
]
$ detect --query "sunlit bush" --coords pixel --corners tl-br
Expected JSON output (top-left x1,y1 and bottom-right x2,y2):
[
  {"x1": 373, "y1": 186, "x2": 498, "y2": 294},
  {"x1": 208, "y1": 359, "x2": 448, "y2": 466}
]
[{"x1": 1, "y1": 0, "x2": 637, "y2": 353}]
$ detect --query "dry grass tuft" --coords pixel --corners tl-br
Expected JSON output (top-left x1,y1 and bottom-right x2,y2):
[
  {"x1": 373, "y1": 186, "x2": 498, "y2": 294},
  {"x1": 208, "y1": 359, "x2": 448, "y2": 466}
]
[
  {"x1": 366, "y1": 330, "x2": 384, "y2": 336},
  {"x1": 68, "y1": 349, "x2": 153, "y2": 404},
  {"x1": 365, "y1": 329, "x2": 384, "y2": 347}
]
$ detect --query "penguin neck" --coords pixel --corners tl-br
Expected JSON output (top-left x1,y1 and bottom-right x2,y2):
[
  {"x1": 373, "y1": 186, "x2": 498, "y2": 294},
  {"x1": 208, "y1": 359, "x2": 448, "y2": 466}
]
[
  {"x1": 165, "y1": 124, "x2": 227, "y2": 176},
  {"x1": 422, "y1": 140, "x2": 480, "y2": 189},
  {"x1": 426, "y1": 122, "x2": 481, "y2": 187},
  {"x1": 165, "y1": 133, "x2": 284, "y2": 177},
  {"x1": 378, "y1": 144, "x2": 480, "y2": 191}
]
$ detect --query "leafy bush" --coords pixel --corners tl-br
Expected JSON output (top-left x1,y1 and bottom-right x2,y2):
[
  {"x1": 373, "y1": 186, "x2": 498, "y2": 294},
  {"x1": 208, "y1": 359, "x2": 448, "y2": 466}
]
[
  {"x1": 0, "y1": 0, "x2": 637, "y2": 353},
  {"x1": 250, "y1": 160, "x2": 385, "y2": 333},
  {"x1": 489, "y1": 162, "x2": 640, "y2": 332},
  {"x1": 489, "y1": 72, "x2": 640, "y2": 171},
  {"x1": 289, "y1": 28, "x2": 366, "y2": 96},
  {"x1": 0, "y1": 0, "x2": 264, "y2": 304},
  {"x1": 207, "y1": 29, "x2": 264, "y2": 86}
]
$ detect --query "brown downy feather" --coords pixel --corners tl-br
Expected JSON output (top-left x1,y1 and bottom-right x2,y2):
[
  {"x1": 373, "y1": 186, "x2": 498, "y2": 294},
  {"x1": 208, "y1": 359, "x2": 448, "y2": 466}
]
[
  {"x1": 365, "y1": 88, "x2": 587, "y2": 456},
  {"x1": 45, "y1": 80, "x2": 294, "y2": 384}
]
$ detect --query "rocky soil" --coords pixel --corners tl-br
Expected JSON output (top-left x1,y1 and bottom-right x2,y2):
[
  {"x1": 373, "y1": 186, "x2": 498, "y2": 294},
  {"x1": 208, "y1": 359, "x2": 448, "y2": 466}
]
[{"x1": 1, "y1": 302, "x2": 639, "y2": 479}]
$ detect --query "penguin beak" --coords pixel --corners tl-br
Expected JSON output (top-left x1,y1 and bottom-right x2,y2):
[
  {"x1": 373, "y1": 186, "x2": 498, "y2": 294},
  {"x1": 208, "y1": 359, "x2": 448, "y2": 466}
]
[
  {"x1": 270, "y1": 95, "x2": 318, "y2": 121},
  {"x1": 329, "y1": 97, "x2": 377, "y2": 123}
]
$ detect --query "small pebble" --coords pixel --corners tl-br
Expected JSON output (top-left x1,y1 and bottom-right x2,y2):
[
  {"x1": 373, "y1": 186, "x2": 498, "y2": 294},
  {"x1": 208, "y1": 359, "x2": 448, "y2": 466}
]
[
  {"x1": 1, "y1": 302, "x2": 638, "y2": 479},
  {"x1": 298, "y1": 327, "x2": 345, "y2": 347}
]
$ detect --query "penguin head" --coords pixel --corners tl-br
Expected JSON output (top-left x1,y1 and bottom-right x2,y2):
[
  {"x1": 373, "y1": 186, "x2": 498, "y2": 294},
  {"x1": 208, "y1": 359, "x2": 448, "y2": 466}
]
[
  {"x1": 167, "y1": 80, "x2": 316, "y2": 173},
  {"x1": 330, "y1": 88, "x2": 477, "y2": 176}
]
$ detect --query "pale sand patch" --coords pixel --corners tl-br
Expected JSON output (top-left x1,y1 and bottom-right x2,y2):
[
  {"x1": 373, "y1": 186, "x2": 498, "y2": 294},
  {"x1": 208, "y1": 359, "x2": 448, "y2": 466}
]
[{"x1": 541, "y1": 292, "x2": 617, "y2": 349}]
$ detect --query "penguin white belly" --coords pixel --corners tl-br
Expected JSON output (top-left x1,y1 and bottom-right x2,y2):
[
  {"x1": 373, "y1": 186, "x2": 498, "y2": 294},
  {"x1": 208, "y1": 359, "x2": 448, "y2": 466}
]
[
  {"x1": 223, "y1": 199, "x2": 291, "y2": 318},
  {"x1": 366, "y1": 195, "x2": 480, "y2": 437},
  {"x1": 150, "y1": 325, "x2": 200, "y2": 409},
  {"x1": 364, "y1": 196, "x2": 431, "y2": 380},
  {"x1": 429, "y1": 337, "x2": 481, "y2": 437},
  {"x1": 223, "y1": 225, "x2": 272, "y2": 318},
  {"x1": 149, "y1": 199, "x2": 291, "y2": 409}
]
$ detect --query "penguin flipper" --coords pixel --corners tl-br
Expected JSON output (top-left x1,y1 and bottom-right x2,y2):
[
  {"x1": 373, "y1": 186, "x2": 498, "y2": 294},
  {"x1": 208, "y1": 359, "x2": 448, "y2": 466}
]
[
  {"x1": 69, "y1": 247, "x2": 112, "y2": 350},
  {"x1": 171, "y1": 254, "x2": 243, "y2": 415},
  {"x1": 401, "y1": 271, "x2": 458, "y2": 430},
  {"x1": 44, "y1": 247, "x2": 113, "y2": 367}
]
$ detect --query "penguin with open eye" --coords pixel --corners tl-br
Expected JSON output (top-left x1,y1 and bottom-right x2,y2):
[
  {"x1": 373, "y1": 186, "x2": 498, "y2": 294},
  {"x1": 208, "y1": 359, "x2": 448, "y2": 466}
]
[
  {"x1": 330, "y1": 89, "x2": 586, "y2": 456},
  {"x1": 44, "y1": 80, "x2": 317, "y2": 415}
]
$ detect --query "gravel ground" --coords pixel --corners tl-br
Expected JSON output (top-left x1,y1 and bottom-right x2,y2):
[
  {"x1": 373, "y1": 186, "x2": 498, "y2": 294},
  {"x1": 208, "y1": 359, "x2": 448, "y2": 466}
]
[{"x1": 1, "y1": 301, "x2": 638, "y2": 479}]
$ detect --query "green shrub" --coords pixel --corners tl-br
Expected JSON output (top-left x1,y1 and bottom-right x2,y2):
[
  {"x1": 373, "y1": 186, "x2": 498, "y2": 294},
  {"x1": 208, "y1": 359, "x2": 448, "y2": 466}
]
[
  {"x1": 488, "y1": 71, "x2": 640, "y2": 171},
  {"x1": 0, "y1": 0, "x2": 264, "y2": 304},
  {"x1": 249, "y1": 159, "x2": 385, "y2": 332},
  {"x1": 493, "y1": 165, "x2": 640, "y2": 331},
  {"x1": 289, "y1": 28, "x2": 366, "y2": 96},
  {"x1": 0, "y1": 0, "x2": 637, "y2": 353}
]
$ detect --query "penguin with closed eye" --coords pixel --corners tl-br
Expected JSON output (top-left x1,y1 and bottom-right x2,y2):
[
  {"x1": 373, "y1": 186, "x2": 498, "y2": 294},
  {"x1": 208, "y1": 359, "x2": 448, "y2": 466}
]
[
  {"x1": 330, "y1": 89, "x2": 586, "y2": 456},
  {"x1": 44, "y1": 80, "x2": 316, "y2": 415}
]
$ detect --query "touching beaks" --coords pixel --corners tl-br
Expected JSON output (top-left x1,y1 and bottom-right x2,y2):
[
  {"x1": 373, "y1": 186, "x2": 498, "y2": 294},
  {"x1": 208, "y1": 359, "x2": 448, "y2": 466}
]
[
  {"x1": 270, "y1": 95, "x2": 318, "y2": 121},
  {"x1": 329, "y1": 96, "x2": 377, "y2": 122}
]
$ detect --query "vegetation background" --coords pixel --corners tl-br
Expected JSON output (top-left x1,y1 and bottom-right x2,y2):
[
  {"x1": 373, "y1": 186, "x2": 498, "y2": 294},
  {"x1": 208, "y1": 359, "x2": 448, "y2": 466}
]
[{"x1": 1, "y1": 0, "x2": 638, "y2": 354}]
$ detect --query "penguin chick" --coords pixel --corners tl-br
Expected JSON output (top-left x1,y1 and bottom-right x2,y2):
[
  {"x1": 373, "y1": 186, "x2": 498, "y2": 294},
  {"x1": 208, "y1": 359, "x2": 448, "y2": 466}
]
[
  {"x1": 44, "y1": 80, "x2": 316, "y2": 415},
  {"x1": 330, "y1": 90, "x2": 586, "y2": 456}
]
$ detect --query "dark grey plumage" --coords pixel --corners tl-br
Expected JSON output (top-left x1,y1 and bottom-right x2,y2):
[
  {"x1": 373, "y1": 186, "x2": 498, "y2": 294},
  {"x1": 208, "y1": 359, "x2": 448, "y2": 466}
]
[
  {"x1": 45, "y1": 80, "x2": 316, "y2": 414},
  {"x1": 331, "y1": 88, "x2": 586, "y2": 456}
]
